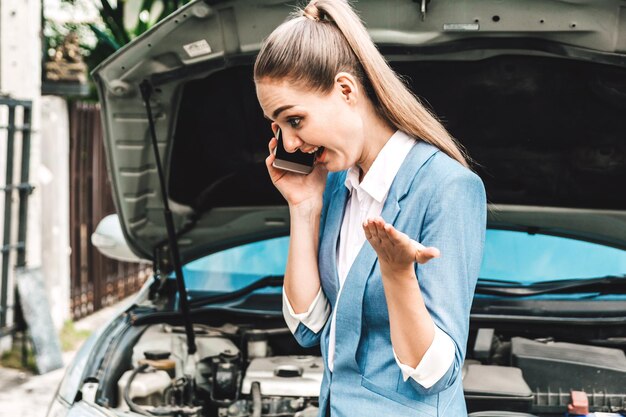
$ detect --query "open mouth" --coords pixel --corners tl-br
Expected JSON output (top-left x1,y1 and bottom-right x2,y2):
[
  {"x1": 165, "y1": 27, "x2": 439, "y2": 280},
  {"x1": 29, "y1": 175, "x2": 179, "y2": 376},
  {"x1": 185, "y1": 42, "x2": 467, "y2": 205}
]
[{"x1": 315, "y1": 146, "x2": 326, "y2": 163}]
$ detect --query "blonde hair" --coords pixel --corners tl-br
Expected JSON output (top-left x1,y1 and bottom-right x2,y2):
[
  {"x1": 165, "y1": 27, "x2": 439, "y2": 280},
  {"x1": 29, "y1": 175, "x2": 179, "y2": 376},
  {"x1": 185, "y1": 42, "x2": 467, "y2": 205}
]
[{"x1": 254, "y1": 0, "x2": 469, "y2": 168}]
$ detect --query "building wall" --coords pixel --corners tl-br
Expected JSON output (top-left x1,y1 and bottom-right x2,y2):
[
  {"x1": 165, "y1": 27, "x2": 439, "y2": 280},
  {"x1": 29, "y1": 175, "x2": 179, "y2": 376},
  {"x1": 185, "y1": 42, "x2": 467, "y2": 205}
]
[
  {"x1": 0, "y1": 0, "x2": 42, "y2": 267},
  {"x1": 40, "y1": 96, "x2": 70, "y2": 330},
  {"x1": 0, "y1": 0, "x2": 71, "y2": 350}
]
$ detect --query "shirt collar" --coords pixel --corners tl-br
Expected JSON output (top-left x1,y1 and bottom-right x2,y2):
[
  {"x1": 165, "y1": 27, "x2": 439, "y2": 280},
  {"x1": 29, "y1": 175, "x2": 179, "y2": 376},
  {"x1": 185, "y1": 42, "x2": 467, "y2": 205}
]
[{"x1": 344, "y1": 130, "x2": 416, "y2": 203}]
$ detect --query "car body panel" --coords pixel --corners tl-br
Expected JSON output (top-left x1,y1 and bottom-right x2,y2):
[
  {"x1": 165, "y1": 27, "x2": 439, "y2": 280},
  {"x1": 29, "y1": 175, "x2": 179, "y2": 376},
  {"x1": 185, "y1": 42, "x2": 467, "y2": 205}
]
[
  {"x1": 53, "y1": 2, "x2": 626, "y2": 416},
  {"x1": 92, "y1": 0, "x2": 626, "y2": 263}
]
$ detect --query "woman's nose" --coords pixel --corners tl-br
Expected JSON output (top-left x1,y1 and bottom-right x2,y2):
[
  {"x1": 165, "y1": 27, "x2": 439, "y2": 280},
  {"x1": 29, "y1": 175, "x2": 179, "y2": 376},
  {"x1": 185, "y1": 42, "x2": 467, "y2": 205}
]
[{"x1": 282, "y1": 131, "x2": 303, "y2": 153}]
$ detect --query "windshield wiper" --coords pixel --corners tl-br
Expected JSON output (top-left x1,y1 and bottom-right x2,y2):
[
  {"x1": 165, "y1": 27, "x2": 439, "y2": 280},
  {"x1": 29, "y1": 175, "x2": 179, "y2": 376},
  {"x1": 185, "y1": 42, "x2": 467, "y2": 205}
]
[
  {"x1": 475, "y1": 275, "x2": 626, "y2": 297},
  {"x1": 189, "y1": 275, "x2": 283, "y2": 308},
  {"x1": 188, "y1": 274, "x2": 626, "y2": 306},
  {"x1": 476, "y1": 277, "x2": 523, "y2": 286}
]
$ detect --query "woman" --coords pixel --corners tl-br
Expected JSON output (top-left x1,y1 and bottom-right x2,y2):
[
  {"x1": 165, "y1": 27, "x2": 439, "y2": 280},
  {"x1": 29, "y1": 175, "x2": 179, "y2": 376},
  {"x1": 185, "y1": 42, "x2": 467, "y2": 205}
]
[{"x1": 254, "y1": 1, "x2": 486, "y2": 416}]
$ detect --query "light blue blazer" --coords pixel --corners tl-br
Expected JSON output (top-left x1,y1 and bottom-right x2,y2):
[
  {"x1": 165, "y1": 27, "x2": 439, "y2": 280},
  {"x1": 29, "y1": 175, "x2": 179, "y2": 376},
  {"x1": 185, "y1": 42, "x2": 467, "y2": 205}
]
[{"x1": 291, "y1": 140, "x2": 486, "y2": 417}]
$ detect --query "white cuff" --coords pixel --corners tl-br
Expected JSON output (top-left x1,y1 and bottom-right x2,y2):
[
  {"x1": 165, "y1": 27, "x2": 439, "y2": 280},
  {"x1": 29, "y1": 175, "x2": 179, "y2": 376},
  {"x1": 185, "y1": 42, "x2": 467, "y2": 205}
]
[
  {"x1": 393, "y1": 325, "x2": 455, "y2": 388},
  {"x1": 282, "y1": 287, "x2": 331, "y2": 334}
]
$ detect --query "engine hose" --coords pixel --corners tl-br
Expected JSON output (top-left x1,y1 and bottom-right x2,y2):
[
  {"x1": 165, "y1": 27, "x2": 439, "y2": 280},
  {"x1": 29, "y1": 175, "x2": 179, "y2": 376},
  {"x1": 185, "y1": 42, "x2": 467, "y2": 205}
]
[
  {"x1": 124, "y1": 363, "x2": 153, "y2": 416},
  {"x1": 251, "y1": 381, "x2": 262, "y2": 417}
]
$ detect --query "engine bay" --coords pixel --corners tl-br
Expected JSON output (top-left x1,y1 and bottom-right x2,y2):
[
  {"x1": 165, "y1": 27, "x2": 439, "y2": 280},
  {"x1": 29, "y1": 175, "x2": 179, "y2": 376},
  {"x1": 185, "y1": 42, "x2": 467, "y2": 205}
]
[
  {"x1": 101, "y1": 321, "x2": 626, "y2": 417},
  {"x1": 112, "y1": 323, "x2": 321, "y2": 417}
]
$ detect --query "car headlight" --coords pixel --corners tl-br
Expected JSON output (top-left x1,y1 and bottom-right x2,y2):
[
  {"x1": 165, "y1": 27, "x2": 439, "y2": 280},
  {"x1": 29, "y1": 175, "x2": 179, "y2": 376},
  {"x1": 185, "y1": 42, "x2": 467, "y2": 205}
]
[{"x1": 46, "y1": 396, "x2": 70, "y2": 417}]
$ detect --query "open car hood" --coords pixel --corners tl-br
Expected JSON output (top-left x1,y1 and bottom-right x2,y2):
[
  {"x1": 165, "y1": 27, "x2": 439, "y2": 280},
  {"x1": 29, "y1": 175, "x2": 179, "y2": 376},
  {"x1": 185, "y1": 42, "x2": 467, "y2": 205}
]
[{"x1": 92, "y1": 0, "x2": 626, "y2": 263}]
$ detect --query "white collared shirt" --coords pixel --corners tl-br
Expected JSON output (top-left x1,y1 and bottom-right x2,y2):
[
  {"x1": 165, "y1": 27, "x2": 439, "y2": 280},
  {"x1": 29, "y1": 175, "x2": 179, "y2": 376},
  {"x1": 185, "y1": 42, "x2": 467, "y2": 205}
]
[{"x1": 282, "y1": 130, "x2": 455, "y2": 388}]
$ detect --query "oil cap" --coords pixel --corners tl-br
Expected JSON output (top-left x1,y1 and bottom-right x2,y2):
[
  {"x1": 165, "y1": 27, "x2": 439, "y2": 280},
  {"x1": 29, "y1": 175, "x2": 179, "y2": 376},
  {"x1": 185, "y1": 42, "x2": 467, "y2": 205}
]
[
  {"x1": 275, "y1": 365, "x2": 303, "y2": 378},
  {"x1": 144, "y1": 350, "x2": 171, "y2": 360}
]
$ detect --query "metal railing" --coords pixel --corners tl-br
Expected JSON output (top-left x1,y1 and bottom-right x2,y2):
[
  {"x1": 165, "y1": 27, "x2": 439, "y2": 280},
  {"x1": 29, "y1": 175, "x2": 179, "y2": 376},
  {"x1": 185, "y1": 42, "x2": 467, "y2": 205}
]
[
  {"x1": 69, "y1": 102, "x2": 150, "y2": 320},
  {"x1": 0, "y1": 97, "x2": 33, "y2": 338}
]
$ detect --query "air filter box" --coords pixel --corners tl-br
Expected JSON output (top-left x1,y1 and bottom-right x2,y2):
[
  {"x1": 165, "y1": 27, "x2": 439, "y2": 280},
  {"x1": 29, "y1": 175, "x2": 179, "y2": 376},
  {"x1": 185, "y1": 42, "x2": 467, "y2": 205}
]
[
  {"x1": 511, "y1": 337, "x2": 626, "y2": 392},
  {"x1": 463, "y1": 362, "x2": 534, "y2": 413}
]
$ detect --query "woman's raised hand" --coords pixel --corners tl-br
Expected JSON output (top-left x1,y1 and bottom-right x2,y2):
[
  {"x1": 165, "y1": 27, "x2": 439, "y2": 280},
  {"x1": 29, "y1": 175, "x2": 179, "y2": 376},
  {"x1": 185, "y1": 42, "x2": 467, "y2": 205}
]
[
  {"x1": 266, "y1": 136, "x2": 327, "y2": 209},
  {"x1": 363, "y1": 217, "x2": 440, "y2": 275}
]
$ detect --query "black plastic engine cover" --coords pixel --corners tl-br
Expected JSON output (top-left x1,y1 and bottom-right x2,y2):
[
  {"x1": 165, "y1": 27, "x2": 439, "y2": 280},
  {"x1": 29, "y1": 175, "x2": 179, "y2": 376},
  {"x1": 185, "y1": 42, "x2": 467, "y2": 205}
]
[{"x1": 511, "y1": 337, "x2": 626, "y2": 392}]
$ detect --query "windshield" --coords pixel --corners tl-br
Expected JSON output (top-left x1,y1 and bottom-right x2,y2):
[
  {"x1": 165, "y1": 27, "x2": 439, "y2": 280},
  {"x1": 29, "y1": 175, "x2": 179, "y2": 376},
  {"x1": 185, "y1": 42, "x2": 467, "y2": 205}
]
[
  {"x1": 482, "y1": 229, "x2": 626, "y2": 283},
  {"x1": 182, "y1": 237, "x2": 289, "y2": 293},
  {"x1": 181, "y1": 230, "x2": 626, "y2": 293}
]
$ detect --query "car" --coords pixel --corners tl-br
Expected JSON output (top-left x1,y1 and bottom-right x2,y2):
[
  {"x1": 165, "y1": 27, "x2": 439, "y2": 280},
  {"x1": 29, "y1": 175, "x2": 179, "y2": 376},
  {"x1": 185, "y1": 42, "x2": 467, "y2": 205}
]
[{"x1": 47, "y1": 0, "x2": 626, "y2": 416}]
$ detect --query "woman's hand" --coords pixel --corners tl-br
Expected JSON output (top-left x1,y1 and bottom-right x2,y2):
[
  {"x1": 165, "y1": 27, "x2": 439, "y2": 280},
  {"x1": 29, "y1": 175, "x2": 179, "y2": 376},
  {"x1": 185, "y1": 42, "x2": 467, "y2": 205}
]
[
  {"x1": 363, "y1": 217, "x2": 440, "y2": 276},
  {"x1": 266, "y1": 136, "x2": 327, "y2": 210}
]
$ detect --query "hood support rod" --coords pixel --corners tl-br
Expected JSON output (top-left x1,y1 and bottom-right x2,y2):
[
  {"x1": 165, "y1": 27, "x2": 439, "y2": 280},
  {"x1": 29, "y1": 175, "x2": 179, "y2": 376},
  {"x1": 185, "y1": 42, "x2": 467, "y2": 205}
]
[{"x1": 139, "y1": 79, "x2": 197, "y2": 355}]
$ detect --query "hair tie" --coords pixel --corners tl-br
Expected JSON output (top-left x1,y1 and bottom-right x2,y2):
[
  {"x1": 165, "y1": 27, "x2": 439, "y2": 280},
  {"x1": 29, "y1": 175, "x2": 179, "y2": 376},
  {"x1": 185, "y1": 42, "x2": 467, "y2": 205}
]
[{"x1": 303, "y1": 4, "x2": 321, "y2": 21}]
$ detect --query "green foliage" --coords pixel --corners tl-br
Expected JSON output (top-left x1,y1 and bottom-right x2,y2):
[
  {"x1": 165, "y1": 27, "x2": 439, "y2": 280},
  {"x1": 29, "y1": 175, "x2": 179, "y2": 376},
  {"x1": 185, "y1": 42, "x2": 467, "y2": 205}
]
[
  {"x1": 0, "y1": 336, "x2": 37, "y2": 372},
  {"x1": 59, "y1": 320, "x2": 92, "y2": 352},
  {"x1": 49, "y1": 0, "x2": 193, "y2": 88},
  {"x1": 87, "y1": 0, "x2": 193, "y2": 48},
  {"x1": 0, "y1": 321, "x2": 91, "y2": 372}
]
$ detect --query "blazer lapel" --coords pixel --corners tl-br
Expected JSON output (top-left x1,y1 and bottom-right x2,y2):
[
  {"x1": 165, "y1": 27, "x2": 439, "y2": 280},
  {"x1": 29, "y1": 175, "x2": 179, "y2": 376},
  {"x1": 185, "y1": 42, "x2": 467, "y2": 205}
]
[
  {"x1": 385, "y1": 140, "x2": 440, "y2": 209},
  {"x1": 333, "y1": 140, "x2": 440, "y2": 372}
]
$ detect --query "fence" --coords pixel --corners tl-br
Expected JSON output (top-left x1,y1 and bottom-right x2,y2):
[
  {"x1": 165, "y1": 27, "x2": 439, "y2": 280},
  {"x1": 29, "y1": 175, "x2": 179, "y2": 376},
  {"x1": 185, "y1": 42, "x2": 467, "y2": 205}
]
[
  {"x1": 0, "y1": 97, "x2": 32, "y2": 337},
  {"x1": 69, "y1": 101, "x2": 151, "y2": 319}
]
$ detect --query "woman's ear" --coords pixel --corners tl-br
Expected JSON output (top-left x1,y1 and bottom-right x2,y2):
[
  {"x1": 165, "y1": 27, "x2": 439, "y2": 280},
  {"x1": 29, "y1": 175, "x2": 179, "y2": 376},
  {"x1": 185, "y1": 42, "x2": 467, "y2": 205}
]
[{"x1": 334, "y1": 72, "x2": 359, "y2": 104}]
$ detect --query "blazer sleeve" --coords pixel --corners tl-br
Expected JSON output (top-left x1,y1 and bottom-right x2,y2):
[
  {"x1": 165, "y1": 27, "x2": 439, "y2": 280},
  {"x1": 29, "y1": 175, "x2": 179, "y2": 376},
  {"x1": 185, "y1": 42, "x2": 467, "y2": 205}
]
[
  {"x1": 283, "y1": 288, "x2": 331, "y2": 348},
  {"x1": 407, "y1": 168, "x2": 487, "y2": 396}
]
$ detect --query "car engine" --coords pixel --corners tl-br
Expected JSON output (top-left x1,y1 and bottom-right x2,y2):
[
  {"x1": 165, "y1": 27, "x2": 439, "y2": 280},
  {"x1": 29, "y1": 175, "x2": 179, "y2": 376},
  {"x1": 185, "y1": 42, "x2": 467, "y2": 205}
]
[
  {"x1": 110, "y1": 323, "x2": 626, "y2": 417},
  {"x1": 114, "y1": 324, "x2": 321, "y2": 417}
]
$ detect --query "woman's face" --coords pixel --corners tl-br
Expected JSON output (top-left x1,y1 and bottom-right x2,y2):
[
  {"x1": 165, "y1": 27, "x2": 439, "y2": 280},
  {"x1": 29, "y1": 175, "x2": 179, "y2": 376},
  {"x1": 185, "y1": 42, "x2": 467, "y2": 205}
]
[{"x1": 255, "y1": 76, "x2": 365, "y2": 172}]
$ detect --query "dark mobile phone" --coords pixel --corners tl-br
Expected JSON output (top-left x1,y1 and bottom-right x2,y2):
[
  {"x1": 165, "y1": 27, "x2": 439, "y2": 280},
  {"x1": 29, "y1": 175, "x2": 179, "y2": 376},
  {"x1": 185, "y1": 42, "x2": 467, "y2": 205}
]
[{"x1": 272, "y1": 127, "x2": 315, "y2": 175}]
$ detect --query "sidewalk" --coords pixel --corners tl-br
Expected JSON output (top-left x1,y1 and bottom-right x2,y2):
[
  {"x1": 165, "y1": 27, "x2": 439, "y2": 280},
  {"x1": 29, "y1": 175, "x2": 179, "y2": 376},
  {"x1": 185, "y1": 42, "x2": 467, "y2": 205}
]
[{"x1": 0, "y1": 297, "x2": 133, "y2": 417}]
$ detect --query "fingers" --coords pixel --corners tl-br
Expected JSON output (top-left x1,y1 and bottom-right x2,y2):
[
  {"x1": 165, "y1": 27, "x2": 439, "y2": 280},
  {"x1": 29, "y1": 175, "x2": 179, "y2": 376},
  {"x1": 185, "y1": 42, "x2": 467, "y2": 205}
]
[
  {"x1": 409, "y1": 238, "x2": 426, "y2": 252},
  {"x1": 362, "y1": 219, "x2": 374, "y2": 242},
  {"x1": 370, "y1": 218, "x2": 383, "y2": 241},
  {"x1": 266, "y1": 137, "x2": 277, "y2": 167},
  {"x1": 363, "y1": 217, "x2": 384, "y2": 243},
  {"x1": 362, "y1": 217, "x2": 441, "y2": 265},
  {"x1": 266, "y1": 137, "x2": 285, "y2": 182},
  {"x1": 268, "y1": 136, "x2": 277, "y2": 154},
  {"x1": 410, "y1": 239, "x2": 441, "y2": 264},
  {"x1": 367, "y1": 217, "x2": 405, "y2": 246},
  {"x1": 415, "y1": 248, "x2": 441, "y2": 264},
  {"x1": 265, "y1": 145, "x2": 276, "y2": 170},
  {"x1": 383, "y1": 222, "x2": 408, "y2": 245}
]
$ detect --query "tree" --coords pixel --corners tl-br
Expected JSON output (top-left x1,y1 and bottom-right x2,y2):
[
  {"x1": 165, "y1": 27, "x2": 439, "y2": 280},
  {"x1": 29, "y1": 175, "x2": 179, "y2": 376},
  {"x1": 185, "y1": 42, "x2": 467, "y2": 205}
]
[{"x1": 49, "y1": 0, "x2": 193, "y2": 87}]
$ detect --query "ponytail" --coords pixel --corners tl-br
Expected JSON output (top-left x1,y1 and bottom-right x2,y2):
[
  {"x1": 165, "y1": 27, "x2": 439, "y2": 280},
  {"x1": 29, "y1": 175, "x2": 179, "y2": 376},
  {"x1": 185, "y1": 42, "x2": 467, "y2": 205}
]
[{"x1": 254, "y1": 0, "x2": 470, "y2": 168}]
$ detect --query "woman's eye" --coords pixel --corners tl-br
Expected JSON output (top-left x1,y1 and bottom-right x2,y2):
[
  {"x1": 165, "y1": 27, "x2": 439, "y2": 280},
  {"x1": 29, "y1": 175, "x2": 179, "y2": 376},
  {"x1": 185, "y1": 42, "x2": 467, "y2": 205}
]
[{"x1": 287, "y1": 118, "x2": 301, "y2": 128}]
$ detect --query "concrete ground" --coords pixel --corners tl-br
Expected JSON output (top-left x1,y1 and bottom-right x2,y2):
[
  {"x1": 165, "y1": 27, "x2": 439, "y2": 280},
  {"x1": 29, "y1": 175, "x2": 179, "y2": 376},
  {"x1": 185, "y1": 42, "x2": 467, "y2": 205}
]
[{"x1": 0, "y1": 298, "x2": 132, "y2": 417}]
